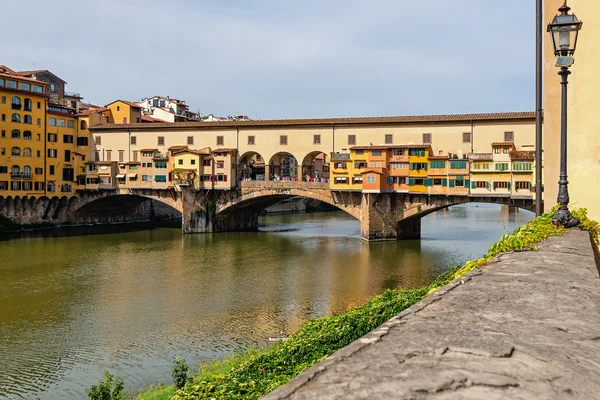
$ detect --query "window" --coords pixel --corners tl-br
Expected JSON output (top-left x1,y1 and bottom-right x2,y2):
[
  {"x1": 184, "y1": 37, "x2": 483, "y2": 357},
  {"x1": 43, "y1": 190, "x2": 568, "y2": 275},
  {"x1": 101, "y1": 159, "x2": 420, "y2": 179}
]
[
  {"x1": 450, "y1": 161, "x2": 467, "y2": 169},
  {"x1": 504, "y1": 131, "x2": 514, "y2": 141},
  {"x1": 334, "y1": 177, "x2": 348, "y2": 184},
  {"x1": 67, "y1": 120, "x2": 74, "y2": 128},
  {"x1": 11, "y1": 165, "x2": 20, "y2": 176},
  {"x1": 513, "y1": 162, "x2": 533, "y2": 171},
  {"x1": 11, "y1": 147, "x2": 20, "y2": 156},
  {"x1": 65, "y1": 149, "x2": 72, "y2": 161},
  {"x1": 37, "y1": 102, "x2": 41, "y2": 109},
  {"x1": 495, "y1": 163, "x2": 509, "y2": 171},
  {"x1": 203, "y1": 159, "x2": 211, "y2": 167},
  {"x1": 482, "y1": 162, "x2": 490, "y2": 169},
  {"x1": 313, "y1": 135, "x2": 321, "y2": 144},
  {"x1": 190, "y1": 159, "x2": 196, "y2": 165},
  {"x1": 216, "y1": 175, "x2": 227, "y2": 182},
  {"x1": 366, "y1": 176, "x2": 377, "y2": 184},
  {"x1": 34, "y1": 182, "x2": 44, "y2": 191},
  {"x1": 119, "y1": 150, "x2": 124, "y2": 162},
  {"x1": 430, "y1": 160, "x2": 446, "y2": 169},
  {"x1": 127, "y1": 135, "x2": 135, "y2": 146},
  {"x1": 48, "y1": 149, "x2": 57, "y2": 158},
  {"x1": 35, "y1": 168, "x2": 43, "y2": 174},
  {"x1": 50, "y1": 83, "x2": 56, "y2": 92},
  {"x1": 0, "y1": 96, "x2": 4, "y2": 104},
  {"x1": 11, "y1": 96, "x2": 21, "y2": 109},
  {"x1": 385, "y1": 134, "x2": 393, "y2": 144},
  {"x1": 1, "y1": 114, "x2": 4, "y2": 122},
  {"x1": 11, "y1": 181, "x2": 21, "y2": 191},
  {"x1": 23, "y1": 147, "x2": 31, "y2": 157},
  {"x1": 463, "y1": 132, "x2": 471, "y2": 142},
  {"x1": 94, "y1": 151, "x2": 100, "y2": 161},
  {"x1": 217, "y1": 136, "x2": 224, "y2": 146},
  {"x1": 372, "y1": 151, "x2": 382, "y2": 156},
  {"x1": 106, "y1": 150, "x2": 111, "y2": 161},
  {"x1": 12, "y1": 129, "x2": 20, "y2": 139},
  {"x1": 433, "y1": 178, "x2": 442, "y2": 186},
  {"x1": 95, "y1": 136, "x2": 102, "y2": 145},
  {"x1": 154, "y1": 175, "x2": 167, "y2": 182},
  {"x1": 12, "y1": 113, "x2": 20, "y2": 123},
  {"x1": 7, "y1": 80, "x2": 17, "y2": 89},
  {"x1": 80, "y1": 120, "x2": 88, "y2": 130},
  {"x1": 494, "y1": 181, "x2": 509, "y2": 189},
  {"x1": 0, "y1": 79, "x2": 3, "y2": 87},
  {"x1": 280, "y1": 135, "x2": 287, "y2": 145},
  {"x1": 152, "y1": 99, "x2": 159, "y2": 107},
  {"x1": 24, "y1": 115, "x2": 32, "y2": 124},
  {"x1": 217, "y1": 161, "x2": 224, "y2": 169},
  {"x1": 63, "y1": 135, "x2": 74, "y2": 144},
  {"x1": 158, "y1": 136, "x2": 164, "y2": 146},
  {"x1": 409, "y1": 162, "x2": 428, "y2": 171},
  {"x1": 392, "y1": 162, "x2": 407, "y2": 169},
  {"x1": 516, "y1": 181, "x2": 531, "y2": 190},
  {"x1": 475, "y1": 181, "x2": 487, "y2": 188},
  {"x1": 133, "y1": 151, "x2": 139, "y2": 161},
  {"x1": 355, "y1": 150, "x2": 364, "y2": 155},
  {"x1": 0, "y1": 130, "x2": 3, "y2": 138},
  {"x1": 423, "y1": 133, "x2": 432, "y2": 144},
  {"x1": 494, "y1": 147, "x2": 501, "y2": 154},
  {"x1": 348, "y1": 135, "x2": 356, "y2": 145},
  {"x1": 160, "y1": 100, "x2": 166, "y2": 107},
  {"x1": 248, "y1": 136, "x2": 255, "y2": 145},
  {"x1": 455, "y1": 179, "x2": 464, "y2": 187},
  {"x1": 393, "y1": 149, "x2": 404, "y2": 156},
  {"x1": 37, "y1": 118, "x2": 41, "y2": 126},
  {"x1": 24, "y1": 98, "x2": 32, "y2": 111},
  {"x1": 58, "y1": 119, "x2": 66, "y2": 127},
  {"x1": 187, "y1": 136, "x2": 194, "y2": 145},
  {"x1": 0, "y1": 166, "x2": 6, "y2": 174},
  {"x1": 408, "y1": 148, "x2": 426, "y2": 156},
  {"x1": 77, "y1": 137, "x2": 88, "y2": 146},
  {"x1": 22, "y1": 181, "x2": 31, "y2": 191},
  {"x1": 49, "y1": 118, "x2": 57, "y2": 126},
  {"x1": 48, "y1": 133, "x2": 57, "y2": 142},
  {"x1": 178, "y1": 159, "x2": 184, "y2": 165},
  {"x1": 36, "y1": 150, "x2": 40, "y2": 157},
  {"x1": 352, "y1": 177, "x2": 363, "y2": 185},
  {"x1": 32, "y1": 85, "x2": 43, "y2": 93},
  {"x1": 375, "y1": 162, "x2": 382, "y2": 167}
]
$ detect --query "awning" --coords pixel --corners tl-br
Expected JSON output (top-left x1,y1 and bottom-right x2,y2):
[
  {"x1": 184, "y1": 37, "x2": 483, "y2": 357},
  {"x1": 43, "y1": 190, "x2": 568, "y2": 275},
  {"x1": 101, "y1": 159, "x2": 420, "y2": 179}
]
[
  {"x1": 128, "y1": 173, "x2": 137, "y2": 178},
  {"x1": 116, "y1": 174, "x2": 126, "y2": 178}
]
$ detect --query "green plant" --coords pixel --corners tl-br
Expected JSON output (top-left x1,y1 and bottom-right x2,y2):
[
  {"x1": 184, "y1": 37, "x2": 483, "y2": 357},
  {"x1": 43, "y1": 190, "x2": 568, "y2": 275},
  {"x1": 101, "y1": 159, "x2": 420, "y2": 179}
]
[
  {"x1": 172, "y1": 357, "x2": 193, "y2": 389},
  {"x1": 86, "y1": 370, "x2": 125, "y2": 400}
]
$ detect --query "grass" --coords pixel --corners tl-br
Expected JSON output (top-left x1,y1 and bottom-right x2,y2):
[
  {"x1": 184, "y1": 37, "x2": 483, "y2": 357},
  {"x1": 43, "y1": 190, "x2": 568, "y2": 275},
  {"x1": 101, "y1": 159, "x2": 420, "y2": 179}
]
[{"x1": 132, "y1": 205, "x2": 598, "y2": 400}]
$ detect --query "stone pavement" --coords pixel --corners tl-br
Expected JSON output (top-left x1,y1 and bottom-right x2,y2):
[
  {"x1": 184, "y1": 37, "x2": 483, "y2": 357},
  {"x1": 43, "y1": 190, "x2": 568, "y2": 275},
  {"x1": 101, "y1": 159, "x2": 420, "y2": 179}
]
[{"x1": 264, "y1": 231, "x2": 600, "y2": 399}]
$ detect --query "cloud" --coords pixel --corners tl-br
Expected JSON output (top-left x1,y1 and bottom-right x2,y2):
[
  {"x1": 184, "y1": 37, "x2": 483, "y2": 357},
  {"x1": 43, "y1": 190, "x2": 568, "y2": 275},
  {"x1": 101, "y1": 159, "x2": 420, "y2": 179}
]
[{"x1": 3, "y1": 0, "x2": 536, "y2": 118}]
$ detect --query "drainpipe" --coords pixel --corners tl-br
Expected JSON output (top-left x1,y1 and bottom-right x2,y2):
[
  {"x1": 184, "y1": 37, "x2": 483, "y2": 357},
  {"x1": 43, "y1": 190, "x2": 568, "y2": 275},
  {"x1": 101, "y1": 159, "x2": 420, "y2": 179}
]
[
  {"x1": 470, "y1": 120, "x2": 474, "y2": 153},
  {"x1": 535, "y1": 0, "x2": 543, "y2": 216}
]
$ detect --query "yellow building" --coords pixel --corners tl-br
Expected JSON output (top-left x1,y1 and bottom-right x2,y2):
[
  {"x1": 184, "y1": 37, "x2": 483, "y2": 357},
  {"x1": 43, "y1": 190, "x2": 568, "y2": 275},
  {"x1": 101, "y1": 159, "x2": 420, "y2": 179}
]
[
  {"x1": 105, "y1": 100, "x2": 143, "y2": 124},
  {"x1": 510, "y1": 150, "x2": 535, "y2": 199},
  {"x1": 408, "y1": 145, "x2": 430, "y2": 193},
  {"x1": 544, "y1": 0, "x2": 600, "y2": 220},
  {"x1": 46, "y1": 104, "x2": 87, "y2": 195},
  {"x1": 0, "y1": 70, "x2": 48, "y2": 196},
  {"x1": 329, "y1": 148, "x2": 368, "y2": 191},
  {"x1": 171, "y1": 148, "x2": 211, "y2": 189},
  {"x1": 469, "y1": 153, "x2": 494, "y2": 195}
]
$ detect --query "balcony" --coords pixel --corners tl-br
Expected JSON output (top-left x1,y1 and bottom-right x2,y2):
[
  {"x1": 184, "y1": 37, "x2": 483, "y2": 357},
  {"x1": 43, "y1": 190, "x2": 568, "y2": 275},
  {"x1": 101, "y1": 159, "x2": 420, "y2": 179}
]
[
  {"x1": 11, "y1": 104, "x2": 21, "y2": 110},
  {"x1": 10, "y1": 173, "x2": 32, "y2": 180}
]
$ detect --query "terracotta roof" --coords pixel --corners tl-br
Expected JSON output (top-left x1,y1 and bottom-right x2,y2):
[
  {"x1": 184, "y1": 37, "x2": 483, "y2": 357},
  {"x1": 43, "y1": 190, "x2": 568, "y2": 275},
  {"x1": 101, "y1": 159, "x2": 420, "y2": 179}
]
[
  {"x1": 140, "y1": 148, "x2": 158, "y2": 152},
  {"x1": 510, "y1": 150, "x2": 536, "y2": 160},
  {"x1": 90, "y1": 111, "x2": 537, "y2": 131},
  {"x1": 212, "y1": 148, "x2": 237, "y2": 153},
  {"x1": 350, "y1": 144, "x2": 430, "y2": 150},
  {"x1": 0, "y1": 71, "x2": 48, "y2": 85},
  {"x1": 168, "y1": 145, "x2": 188, "y2": 151},
  {"x1": 106, "y1": 100, "x2": 143, "y2": 109},
  {"x1": 491, "y1": 141, "x2": 515, "y2": 146},
  {"x1": 428, "y1": 155, "x2": 449, "y2": 160},
  {"x1": 125, "y1": 161, "x2": 141, "y2": 165},
  {"x1": 141, "y1": 115, "x2": 167, "y2": 122},
  {"x1": 360, "y1": 169, "x2": 385, "y2": 175},
  {"x1": 173, "y1": 149, "x2": 210, "y2": 156},
  {"x1": 76, "y1": 107, "x2": 108, "y2": 116},
  {"x1": 15, "y1": 70, "x2": 66, "y2": 83}
]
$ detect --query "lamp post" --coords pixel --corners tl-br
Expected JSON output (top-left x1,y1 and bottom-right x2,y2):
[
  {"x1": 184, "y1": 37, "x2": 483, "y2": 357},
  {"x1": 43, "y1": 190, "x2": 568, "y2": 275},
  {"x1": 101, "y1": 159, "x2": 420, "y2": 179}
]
[{"x1": 547, "y1": 2, "x2": 582, "y2": 228}]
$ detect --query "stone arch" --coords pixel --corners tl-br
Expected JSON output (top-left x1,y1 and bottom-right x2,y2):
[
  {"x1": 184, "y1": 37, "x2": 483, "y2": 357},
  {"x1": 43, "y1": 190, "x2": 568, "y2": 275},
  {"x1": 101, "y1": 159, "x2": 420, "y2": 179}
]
[
  {"x1": 237, "y1": 151, "x2": 266, "y2": 181},
  {"x1": 218, "y1": 187, "x2": 360, "y2": 220},
  {"x1": 267, "y1": 152, "x2": 300, "y2": 180},
  {"x1": 301, "y1": 151, "x2": 330, "y2": 181}
]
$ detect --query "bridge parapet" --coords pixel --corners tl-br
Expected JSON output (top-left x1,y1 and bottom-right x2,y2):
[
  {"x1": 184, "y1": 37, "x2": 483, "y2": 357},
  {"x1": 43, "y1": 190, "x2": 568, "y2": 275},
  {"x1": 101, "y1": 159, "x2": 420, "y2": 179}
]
[{"x1": 240, "y1": 181, "x2": 330, "y2": 191}]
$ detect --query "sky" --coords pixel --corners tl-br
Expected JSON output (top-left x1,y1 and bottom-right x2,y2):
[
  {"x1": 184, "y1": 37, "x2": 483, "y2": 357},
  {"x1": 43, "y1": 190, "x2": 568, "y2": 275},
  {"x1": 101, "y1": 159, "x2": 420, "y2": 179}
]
[{"x1": 4, "y1": 0, "x2": 537, "y2": 119}]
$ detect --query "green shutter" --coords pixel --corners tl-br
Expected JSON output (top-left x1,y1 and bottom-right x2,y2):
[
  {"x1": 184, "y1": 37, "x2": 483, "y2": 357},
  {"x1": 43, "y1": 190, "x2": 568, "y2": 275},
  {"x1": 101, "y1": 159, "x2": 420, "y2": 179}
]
[
  {"x1": 471, "y1": 180, "x2": 476, "y2": 189},
  {"x1": 409, "y1": 178, "x2": 415, "y2": 186},
  {"x1": 507, "y1": 182, "x2": 511, "y2": 191},
  {"x1": 465, "y1": 179, "x2": 470, "y2": 189},
  {"x1": 424, "y1": 164, "x2": 428, "y2": 171},
  {"x1": 486, "y1": 181, "x2": 491, "y2": 191},
  {"x1": 449, "y1": 179, "x2": 455, "y2": 188},
  {"x1": 442, "y1": 178, "x2": 447, "y2": 187},
  {"x1": 424, "y1": 178, "x2": 432, "y2": 187},
  {"x1": 456, "y1": 175, "x2": 463, "y2": 180}
]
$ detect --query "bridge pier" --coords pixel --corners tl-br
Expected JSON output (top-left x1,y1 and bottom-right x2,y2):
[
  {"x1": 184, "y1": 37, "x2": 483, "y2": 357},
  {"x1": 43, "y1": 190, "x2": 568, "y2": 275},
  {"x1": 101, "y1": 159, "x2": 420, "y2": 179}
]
[
  {"x1": 360, "y1": 193, "x2": 406, "y2": 241},
  {"x1": 397, "y1": 217, "x2": 421, "y2": 240},
  {"x1": 182, "y1": 198, "x2": 258, "y2": 234}
]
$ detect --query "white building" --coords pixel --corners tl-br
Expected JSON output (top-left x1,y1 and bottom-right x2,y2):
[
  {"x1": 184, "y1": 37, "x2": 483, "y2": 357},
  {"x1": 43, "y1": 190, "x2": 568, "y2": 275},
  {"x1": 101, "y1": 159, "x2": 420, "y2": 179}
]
[{"x1": 137, "y1": 95, "x2": 200, "y2": 123}]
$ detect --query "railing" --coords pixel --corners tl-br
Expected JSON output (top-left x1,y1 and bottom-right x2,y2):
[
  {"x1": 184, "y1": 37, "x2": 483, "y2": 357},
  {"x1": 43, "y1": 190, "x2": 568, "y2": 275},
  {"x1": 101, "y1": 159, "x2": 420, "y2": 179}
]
[
  {"x1": 240, "y1": 181, "x2": 330, "y2": 189},
  {"x1": 11, "y1": 104, "x2": 21, "y2": 110}
]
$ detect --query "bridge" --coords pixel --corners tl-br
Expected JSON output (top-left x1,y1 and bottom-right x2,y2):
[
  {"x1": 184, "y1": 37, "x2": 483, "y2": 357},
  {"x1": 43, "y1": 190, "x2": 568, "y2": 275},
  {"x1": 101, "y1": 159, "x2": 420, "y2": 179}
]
[{"x1": 1, "y1": 181, "x2": 534, "y2": 240}]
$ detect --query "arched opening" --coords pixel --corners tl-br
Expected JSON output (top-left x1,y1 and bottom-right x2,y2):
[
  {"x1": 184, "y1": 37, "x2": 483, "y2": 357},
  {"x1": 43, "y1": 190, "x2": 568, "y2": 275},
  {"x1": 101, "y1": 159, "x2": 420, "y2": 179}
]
[
  {"x1": 11, "y1": 96, "x2": 21, "y2": 109},
  {"x1": 301, "y1": 151, "x2": 330, "y2": 182},
  {"x1": 23, "y1": 98, "x2": 32, "y2": 112},
  {"x1": 11, "y1": 147, "x2": 20, "y2": 156},
  {"x1": 23, "y1": 148, "x2": 32, "y2": 157},
  {"x1": 80, "y1": 120, "x2": 87, "y2": 130},
  {"x1": 74, "y1": 194, "x2": 182, "y2": 224},
  {"x1": 24, "y1": 115, "x2": 32, "y2": 124},
  {"x1": 11, "y1": 113, "x2": 20, "y2": 123},
  {"x1": 268, "y1": 152, "x2": 298, "y2": 181},
  {"x1": 237, "y1": 151, "x2": 266, "y2": 181}
]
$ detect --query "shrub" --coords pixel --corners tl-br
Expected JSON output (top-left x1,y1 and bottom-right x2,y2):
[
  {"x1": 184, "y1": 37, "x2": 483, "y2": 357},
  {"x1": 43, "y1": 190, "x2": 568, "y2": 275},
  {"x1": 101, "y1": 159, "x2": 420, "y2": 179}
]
[
  {"x1": 172, "y1": 357, "x2": 192, "y2": 389},
  {"x1": 86, "y1": 370, "x2": 125, "y2": 400}
]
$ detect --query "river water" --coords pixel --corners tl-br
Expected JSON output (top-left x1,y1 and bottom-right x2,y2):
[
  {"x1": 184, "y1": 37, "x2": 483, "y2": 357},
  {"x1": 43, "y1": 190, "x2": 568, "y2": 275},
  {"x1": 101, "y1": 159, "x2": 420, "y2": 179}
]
[{"x1": 0, "y1": 204, "x2": 533, "y2": 399}]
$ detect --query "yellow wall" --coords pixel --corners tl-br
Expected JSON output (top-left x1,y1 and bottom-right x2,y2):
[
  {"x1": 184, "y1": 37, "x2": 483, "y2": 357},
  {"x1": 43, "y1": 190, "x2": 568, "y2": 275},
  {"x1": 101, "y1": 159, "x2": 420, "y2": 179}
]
[
  {"x1": 106, "y1": 101, "x2": 142, "y2": 124},
  {"x1": 46, "y1": 112, "x2": 82, "y2": 195},
  {"x1": 172, "y1": 152, "x2": 202, "y2": 188},
  {"x1": 544, "y1": 0, "x2": 600, "y2": 220},
  {"x1": 0, "y1": 78, "x2": 47, "y2": 197}
]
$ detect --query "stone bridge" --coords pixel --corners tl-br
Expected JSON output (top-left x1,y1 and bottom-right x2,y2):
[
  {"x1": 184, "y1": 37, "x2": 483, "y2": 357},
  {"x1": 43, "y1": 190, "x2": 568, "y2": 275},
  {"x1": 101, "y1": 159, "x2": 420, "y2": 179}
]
[{"x1": 0, "y1": 182, "x2": 534, "y2": 240}]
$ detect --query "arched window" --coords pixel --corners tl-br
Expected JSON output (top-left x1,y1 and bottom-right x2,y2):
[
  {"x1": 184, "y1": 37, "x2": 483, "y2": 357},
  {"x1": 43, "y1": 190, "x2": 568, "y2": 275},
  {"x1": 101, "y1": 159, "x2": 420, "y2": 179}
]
[
  {"x1": 11, "y1": 147, "x2": 20, "y2": 156},
  {"x1": 11, "y1": 113, "x2": 20, "y2": 123},
  {"x1": 23, "y1": 130, "x2": 31, "y2": 140},
  {"x1": 24, "y1": 115, "x2": 32, "y2": 124},
  {"x1": 11, "y1": 165, "x2": 20, "y2": 176},
  {"x1": 11, "y1": 129, "x2": 20, "y2": 139},
  {"x1": 47, "y1": 181, "x2": 55, "y2": 193},
  {"x1": 11, "y1": 96, "x2": 21, "y2": 109},
  {"x1": 80, "y1": 120, "x2": 87, "y2": 130},
  {"x1": 23, "y1": 148, "x2": 32, "y2": 157},
  {"x1": 23, "y1": 98, "x2": 32, "y2": 111},
  {"x1": 23, "y1": 166, "x2": 31, "y2": 177}
]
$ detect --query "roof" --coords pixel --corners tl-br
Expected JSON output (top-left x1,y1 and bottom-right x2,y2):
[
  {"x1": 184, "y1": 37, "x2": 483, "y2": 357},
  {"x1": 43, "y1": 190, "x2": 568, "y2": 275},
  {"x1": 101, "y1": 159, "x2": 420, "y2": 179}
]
[
  {"x1": 173, "y1": 149, "x2": 210, "y2": 156},
  {"x1": 125, "y1": 161, "x2": 141, "y2": 165},
  {"x1": 510, "y1": 150, "x2": 536, "y2": 160},
  {"x1": 168, "y1": 145, "x2": 188, "y2": 151},
  {"x1": 0, "y1": 71, "x2": 48, "y2": 85},
  {"x1": 141, "y1": 115, "x2": 168, "y2": 123},
  {"x1": 14, "y1": 70, "x2": 66, "y2": 84},
  {"x1": 468, "y1": 153, "x2": 494, "y2": 161},
  {"x1": 140, "y1": 148, "x2": 158, "y2": 152},
  {"x1": 106, "y1": 99, "x2": 143, "y2": 109},
  {"x1": 428, "y1": 155, "x2": 449, "y2": 160},
  {"x1": 491, "y1": 141, "x2": 515, "y2": 146},
  {"x1": 212, "y1": 148, "x2": 237, "y2": 153},
  {"x1": 90, "y1": 111, "x2": 537, "y2": 131},
  {"x1": 360, "y1": 169, "x2": 385, "y2": 175}
]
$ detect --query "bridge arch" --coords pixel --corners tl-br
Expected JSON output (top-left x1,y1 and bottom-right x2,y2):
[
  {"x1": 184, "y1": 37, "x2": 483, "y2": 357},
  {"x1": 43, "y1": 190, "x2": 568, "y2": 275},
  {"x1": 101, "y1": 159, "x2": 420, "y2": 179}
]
[
  {"x1": 238, "y1": 151, "x2": 266, "y2": 181},
  {"x1": 301, "y1": 151, "x2": 329, "y2": 180},
  {"x1": 268, "y1": 152, "x2": 300, "y2": 180}
]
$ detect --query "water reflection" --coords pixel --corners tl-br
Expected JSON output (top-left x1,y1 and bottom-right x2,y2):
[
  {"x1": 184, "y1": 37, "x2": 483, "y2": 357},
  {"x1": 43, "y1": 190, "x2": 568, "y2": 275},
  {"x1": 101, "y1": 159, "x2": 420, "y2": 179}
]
[{"x1": 0, "y1": 204, "x2": 533, "y2": 399}]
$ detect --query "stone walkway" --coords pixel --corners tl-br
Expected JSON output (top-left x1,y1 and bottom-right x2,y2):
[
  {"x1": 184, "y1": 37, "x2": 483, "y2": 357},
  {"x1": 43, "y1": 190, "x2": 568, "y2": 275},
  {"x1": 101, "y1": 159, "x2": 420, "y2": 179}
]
[{"x1": 264, "y1": 231, "x2": 600, "y2": 399}]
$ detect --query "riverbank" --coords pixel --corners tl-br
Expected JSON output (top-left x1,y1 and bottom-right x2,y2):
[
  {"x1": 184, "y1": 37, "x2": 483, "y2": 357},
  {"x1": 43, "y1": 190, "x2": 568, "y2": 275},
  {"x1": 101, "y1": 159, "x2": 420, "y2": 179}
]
[{"x1": 133, "y1": 206, "x2": 598, "y2": 400}]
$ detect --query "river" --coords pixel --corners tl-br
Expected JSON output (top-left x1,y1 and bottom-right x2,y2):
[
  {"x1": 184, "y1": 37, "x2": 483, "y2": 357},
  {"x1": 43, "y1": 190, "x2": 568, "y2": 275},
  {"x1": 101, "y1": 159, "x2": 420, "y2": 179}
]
[{"x1": 0, "y1": 203, "x2": 533, "y2": 399}]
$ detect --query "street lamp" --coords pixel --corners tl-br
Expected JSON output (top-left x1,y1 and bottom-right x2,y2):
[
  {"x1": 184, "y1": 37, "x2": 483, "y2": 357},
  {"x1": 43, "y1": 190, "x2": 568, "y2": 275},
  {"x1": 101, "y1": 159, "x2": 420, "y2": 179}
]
[{"x1": 547, "y1": 2, "x2": 582, "y2": 228}]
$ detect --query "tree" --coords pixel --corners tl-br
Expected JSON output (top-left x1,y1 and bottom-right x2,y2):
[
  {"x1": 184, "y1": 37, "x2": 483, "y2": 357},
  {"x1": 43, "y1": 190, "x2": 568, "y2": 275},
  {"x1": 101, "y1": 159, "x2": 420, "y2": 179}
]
[{"x1": 86, "y1": 370, "x2": 125, "y2": 400}]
